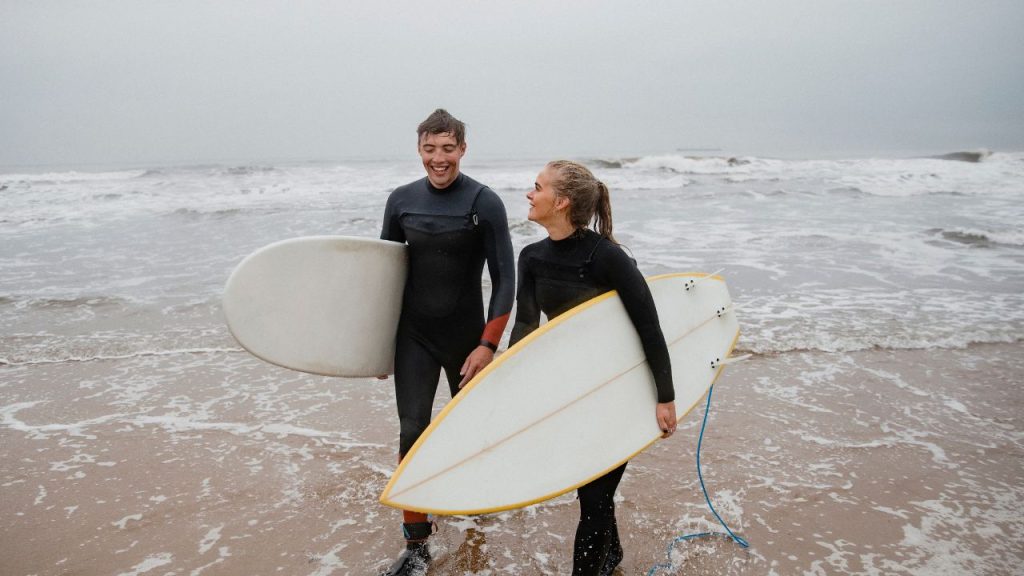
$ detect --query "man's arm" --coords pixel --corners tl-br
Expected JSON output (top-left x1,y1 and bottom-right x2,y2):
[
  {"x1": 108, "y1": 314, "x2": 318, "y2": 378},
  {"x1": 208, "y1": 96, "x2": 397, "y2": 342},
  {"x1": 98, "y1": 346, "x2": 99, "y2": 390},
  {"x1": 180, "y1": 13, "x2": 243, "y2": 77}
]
[
  {"x1": 477, "y1": 188, "x2": 515, "y2": 349},
  {"x1": 380, "y1": 190, "x2": 405, "y2": 243},
  {"x1": 459, "y1": 188, "x2": 515, "y2": 387}
]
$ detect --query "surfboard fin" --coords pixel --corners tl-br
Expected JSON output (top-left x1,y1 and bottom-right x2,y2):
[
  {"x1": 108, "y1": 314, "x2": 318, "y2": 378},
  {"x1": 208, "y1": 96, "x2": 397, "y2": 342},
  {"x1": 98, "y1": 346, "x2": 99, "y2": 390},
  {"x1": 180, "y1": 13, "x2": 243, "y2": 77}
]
[
  {"x1": 710, "y1": 354, "x2": 751, "y2": 369},
  {"x1": 714, "y1": 302, "x2": 742, "y2": 317},
  {"x1": 683, "y1": 268, "x2": 725, "y2": 292}
]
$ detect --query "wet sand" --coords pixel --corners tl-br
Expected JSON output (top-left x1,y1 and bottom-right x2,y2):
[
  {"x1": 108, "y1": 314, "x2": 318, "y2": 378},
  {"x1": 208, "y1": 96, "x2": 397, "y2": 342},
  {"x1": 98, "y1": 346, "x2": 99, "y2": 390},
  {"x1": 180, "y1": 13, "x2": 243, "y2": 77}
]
[{"x1": 2, "y1": 342, "x2": 1022, "y2": 575}]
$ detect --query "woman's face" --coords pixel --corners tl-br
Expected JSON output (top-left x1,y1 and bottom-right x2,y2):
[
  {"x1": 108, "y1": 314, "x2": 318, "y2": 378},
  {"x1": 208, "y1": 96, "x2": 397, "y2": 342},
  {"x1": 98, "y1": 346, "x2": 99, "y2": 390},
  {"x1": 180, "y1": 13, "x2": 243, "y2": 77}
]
[{"x1": 527, "y1": 167, "x2": 568, "y2": 226}]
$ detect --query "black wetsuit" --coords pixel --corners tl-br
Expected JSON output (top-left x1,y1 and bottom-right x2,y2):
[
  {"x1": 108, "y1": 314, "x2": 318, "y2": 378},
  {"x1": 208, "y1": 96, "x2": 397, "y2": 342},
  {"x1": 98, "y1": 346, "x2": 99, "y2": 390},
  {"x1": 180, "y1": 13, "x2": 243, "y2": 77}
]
[
  {"x1": 381, "y1": 173, "x2": 515, "y2": 456},
  {"x1": 509, "y1": 229, "x2": 673, "y2": 576}
]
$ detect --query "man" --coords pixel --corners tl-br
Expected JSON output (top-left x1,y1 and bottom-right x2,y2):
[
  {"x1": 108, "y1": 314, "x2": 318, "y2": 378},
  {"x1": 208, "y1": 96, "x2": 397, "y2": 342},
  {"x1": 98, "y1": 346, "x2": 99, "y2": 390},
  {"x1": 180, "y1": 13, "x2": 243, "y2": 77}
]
[{"x1": 378, "y1": 109, "x2": 515, "y2": 575}]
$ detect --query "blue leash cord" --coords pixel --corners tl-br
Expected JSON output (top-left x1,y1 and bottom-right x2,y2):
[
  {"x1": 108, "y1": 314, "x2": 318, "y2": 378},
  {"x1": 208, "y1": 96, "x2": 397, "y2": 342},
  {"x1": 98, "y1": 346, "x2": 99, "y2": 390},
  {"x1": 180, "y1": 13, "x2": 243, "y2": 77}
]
[{"x1": 646, "y1": 383, "x2": 749, "y2": 576}]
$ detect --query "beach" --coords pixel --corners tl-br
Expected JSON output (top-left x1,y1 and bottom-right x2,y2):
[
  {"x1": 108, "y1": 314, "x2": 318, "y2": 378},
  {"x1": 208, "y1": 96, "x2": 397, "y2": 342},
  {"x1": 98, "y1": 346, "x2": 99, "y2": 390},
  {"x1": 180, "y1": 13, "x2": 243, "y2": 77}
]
[
  {"x1": 2, "y1": 152, "x2": 1023, "y2": 574},
  {"x1": 3, "y1": 344, "x2": 1021, "y2": 574}
]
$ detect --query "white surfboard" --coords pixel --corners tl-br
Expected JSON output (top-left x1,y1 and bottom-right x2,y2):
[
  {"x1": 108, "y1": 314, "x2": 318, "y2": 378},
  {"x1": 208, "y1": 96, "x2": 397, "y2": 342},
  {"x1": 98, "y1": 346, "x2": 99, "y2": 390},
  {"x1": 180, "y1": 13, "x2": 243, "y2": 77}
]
[
  {"x1": 380, "y1": 272, "x2": 739, "y2": 515},
  {"x1": 223, "y1": 236, "x2": 407, "y2": 377}
]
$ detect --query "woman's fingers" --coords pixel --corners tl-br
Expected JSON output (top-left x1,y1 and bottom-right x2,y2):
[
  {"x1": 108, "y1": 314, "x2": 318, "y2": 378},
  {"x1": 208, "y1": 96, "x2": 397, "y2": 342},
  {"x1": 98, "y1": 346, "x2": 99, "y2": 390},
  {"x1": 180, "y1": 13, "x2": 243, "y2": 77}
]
[{"x1": 657, "y1": 402, "x2": 677, "y2": 438}]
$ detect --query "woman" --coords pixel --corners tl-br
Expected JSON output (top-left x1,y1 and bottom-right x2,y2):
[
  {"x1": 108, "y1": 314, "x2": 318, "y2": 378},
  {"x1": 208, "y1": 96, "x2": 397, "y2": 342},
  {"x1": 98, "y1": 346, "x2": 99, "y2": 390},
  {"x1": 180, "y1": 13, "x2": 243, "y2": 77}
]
[{"x1": 509, "y1": 160, "x2": 677, "y2": 575}]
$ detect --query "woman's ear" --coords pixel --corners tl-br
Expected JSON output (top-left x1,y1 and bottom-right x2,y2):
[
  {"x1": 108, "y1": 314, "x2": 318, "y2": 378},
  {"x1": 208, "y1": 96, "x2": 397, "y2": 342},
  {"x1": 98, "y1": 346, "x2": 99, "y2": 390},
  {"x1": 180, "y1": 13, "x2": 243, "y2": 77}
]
[{"x1": 555, "y1": 196, "x2": 570, "y2": 212}]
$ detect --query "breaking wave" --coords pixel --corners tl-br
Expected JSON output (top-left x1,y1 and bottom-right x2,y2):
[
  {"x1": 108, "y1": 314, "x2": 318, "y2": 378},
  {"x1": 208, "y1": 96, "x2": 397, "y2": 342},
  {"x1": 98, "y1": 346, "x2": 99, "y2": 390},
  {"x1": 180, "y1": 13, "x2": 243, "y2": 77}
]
[
  {"x1": 928, "y1": 150, "x2": 992, "y2": 163},
  {"x1": 928, "y1": 227, "x2": 1024, "y2": 247}
]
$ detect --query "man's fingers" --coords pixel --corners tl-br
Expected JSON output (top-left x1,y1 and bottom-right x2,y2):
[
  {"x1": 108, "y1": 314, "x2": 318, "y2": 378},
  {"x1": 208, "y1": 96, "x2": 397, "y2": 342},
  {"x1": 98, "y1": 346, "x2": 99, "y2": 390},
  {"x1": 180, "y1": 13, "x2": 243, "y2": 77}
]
[
  {"x1": 459, "y1": 362, "x2": 478, "y2": 388},
  {"x1": 458, "y1": 346, "x2": 496, "y2": 389}
]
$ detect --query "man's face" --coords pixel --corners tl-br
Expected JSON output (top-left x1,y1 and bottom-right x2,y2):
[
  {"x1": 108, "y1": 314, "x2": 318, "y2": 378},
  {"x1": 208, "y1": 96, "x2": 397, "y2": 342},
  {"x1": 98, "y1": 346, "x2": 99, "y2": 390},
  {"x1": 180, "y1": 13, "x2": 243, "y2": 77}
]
[{"x1": 418, "y1": 132, "x2": 466, "y2": 189}]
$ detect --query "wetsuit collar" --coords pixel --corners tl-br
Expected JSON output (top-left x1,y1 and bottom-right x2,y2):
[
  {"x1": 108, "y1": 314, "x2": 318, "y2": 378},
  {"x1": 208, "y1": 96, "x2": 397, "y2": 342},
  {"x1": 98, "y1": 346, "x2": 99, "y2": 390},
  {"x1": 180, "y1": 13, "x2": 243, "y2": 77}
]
[
  {"x1": 426, "y1": 172, "x2": 465, "y2": 194},
  {"x1": 548, "y1": 228, "x2": 591, "y2": 252}
]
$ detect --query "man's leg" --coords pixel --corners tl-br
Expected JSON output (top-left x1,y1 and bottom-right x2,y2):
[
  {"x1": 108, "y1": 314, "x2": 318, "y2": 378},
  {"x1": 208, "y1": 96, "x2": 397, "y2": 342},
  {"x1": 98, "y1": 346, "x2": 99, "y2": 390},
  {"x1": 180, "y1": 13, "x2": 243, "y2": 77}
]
[{"x1": 384, "y1": 332, "x2": 441, "y2": 574}]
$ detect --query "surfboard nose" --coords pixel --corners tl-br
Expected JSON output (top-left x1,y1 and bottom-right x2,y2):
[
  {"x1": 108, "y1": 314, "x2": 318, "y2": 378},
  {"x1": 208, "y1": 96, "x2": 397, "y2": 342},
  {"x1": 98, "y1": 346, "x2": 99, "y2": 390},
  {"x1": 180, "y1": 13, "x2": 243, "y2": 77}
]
[{"x1": 224, "y1": 236, "x2": 407, "y2": 377}]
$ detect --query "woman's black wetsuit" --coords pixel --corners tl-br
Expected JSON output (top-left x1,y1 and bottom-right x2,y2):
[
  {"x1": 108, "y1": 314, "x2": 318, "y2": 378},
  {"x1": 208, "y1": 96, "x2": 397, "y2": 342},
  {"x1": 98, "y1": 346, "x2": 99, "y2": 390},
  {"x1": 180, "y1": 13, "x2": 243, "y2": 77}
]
[
  {"x1": 381, "y1": 173, "x2": 515, "y2": 456},
  {"x1": 509, "y1": 229, "x2": 673, "y2": 576}
]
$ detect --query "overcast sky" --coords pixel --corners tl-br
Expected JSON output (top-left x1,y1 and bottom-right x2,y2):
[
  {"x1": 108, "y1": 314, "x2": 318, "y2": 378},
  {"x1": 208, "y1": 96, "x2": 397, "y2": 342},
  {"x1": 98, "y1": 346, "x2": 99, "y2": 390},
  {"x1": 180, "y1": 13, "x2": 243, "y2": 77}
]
[{"x1": 2, "y1": 0, "x2": 1022, "y2": 167}]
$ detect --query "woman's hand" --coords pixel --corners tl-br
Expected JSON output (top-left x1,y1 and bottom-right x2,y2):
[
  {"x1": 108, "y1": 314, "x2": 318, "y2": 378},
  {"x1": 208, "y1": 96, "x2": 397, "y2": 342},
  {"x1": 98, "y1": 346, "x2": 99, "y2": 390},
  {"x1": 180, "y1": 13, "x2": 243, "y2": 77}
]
[
  {"x1": 459, "y1": 345, "x2": 495, "y2": 388},
  {"x1": 657, "y1": 401, "x2": 677, "y2": 438}
]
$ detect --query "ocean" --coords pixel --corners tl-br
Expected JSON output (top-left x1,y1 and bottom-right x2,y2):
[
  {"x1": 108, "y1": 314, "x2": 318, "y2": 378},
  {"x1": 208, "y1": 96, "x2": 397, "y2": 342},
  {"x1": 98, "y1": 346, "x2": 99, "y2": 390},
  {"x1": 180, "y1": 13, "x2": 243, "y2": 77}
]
[{"x1": 2, "y1": 151, "x2": 1022, "y2": 574}]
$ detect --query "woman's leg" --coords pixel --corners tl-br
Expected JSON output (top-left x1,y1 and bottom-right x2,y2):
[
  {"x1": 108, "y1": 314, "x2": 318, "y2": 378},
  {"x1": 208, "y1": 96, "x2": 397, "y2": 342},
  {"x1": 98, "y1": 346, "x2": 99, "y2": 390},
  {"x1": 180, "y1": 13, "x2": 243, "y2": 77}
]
[{"x1": 572, "y1": 463, "x2": 627, "y2": 576}]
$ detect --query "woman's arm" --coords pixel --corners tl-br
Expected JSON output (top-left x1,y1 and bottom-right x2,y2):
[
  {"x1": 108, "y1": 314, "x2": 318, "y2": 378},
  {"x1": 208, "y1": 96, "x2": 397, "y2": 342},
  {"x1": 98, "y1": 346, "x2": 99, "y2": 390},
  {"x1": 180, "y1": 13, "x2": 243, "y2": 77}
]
[
  {"x1": 595, "y1": 241, "x2": 675, "y2": 404},
  {"x1": 509, "y1": 248, "x2": 540, "y2": 347}
]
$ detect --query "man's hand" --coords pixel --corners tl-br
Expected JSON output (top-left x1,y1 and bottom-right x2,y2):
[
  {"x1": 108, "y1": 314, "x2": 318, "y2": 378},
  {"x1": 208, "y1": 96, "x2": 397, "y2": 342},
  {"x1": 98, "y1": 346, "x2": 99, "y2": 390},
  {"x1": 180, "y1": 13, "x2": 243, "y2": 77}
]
[
  {"x1": 459, "y1": 345, "x2": 495, "y2": 388},
  {"x1": 657, "y1": 401, "x2": 677, "y2": 438}
]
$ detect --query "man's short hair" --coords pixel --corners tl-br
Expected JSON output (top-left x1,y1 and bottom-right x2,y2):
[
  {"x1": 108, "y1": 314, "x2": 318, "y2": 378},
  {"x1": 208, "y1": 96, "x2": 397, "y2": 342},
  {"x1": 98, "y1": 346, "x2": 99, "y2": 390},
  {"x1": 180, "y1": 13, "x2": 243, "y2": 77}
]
[{"x1": 417, "y1": 109, "x2": 466, "y2": 145}]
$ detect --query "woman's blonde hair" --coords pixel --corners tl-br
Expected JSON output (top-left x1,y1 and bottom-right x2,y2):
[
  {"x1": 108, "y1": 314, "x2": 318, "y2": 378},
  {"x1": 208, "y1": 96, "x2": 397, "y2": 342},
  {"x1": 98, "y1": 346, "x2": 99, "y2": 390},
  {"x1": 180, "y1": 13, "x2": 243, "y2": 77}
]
[{"x1": 546, "y1": 160, "x2": 615, "y2": 243}]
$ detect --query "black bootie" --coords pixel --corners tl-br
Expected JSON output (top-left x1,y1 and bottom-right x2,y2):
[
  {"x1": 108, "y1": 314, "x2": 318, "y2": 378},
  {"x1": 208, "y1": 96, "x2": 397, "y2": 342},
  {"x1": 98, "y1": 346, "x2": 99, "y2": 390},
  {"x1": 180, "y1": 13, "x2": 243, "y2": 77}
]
[
  {"x1": 599, "y1": 540, "x2": 623, "y2": 576},
  {"x1": 599, "y1": 524, "x2": 623, "y2": 576},
  {"x1": 379, "y1": 522, "x2": 433, "y2": 576}
]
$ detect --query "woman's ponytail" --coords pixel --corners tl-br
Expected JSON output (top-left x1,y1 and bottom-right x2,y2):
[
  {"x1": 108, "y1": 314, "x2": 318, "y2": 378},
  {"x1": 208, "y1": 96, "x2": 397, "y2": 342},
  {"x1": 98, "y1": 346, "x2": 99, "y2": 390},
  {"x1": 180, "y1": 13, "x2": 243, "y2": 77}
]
[
  {"x1": 593, "y1": 180, "x2": 615, "y2": 243},
  {"x1": 547, "y1": 160, "x2": 617, "y2": 243}
]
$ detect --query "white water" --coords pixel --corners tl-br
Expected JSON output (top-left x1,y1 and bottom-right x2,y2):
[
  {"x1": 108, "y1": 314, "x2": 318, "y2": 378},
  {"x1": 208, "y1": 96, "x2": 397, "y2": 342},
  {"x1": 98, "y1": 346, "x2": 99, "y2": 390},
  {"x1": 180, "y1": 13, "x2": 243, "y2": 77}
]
[{"x1": 2, "y1": 151, "x2": 1022, "y2": 364}]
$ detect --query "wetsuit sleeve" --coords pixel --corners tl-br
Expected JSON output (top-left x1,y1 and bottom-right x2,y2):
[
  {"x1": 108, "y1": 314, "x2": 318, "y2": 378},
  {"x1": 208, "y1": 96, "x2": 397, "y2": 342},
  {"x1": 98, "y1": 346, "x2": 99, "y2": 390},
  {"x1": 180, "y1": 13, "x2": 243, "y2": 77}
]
[
  {"x1": 477, "y1": 189, "x2": 515, "y2": 349},
  {"x1": 595, "y1": 242, "x2": 674, "y2": 403},
  {"x1": 380, "y1": 190, "x2": 405, "y2": 242},
  {"x1": 509, "y1": 248, "x2": 539, "y2": 347}
]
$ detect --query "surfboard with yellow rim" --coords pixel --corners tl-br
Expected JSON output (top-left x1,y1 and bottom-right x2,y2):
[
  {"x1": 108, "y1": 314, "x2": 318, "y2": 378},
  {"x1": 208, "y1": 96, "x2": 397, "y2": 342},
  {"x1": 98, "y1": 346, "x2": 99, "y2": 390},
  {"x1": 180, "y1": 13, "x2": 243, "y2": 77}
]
[{"x1": 379, "y1": 272, "x2": 739, "y2": 515}]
